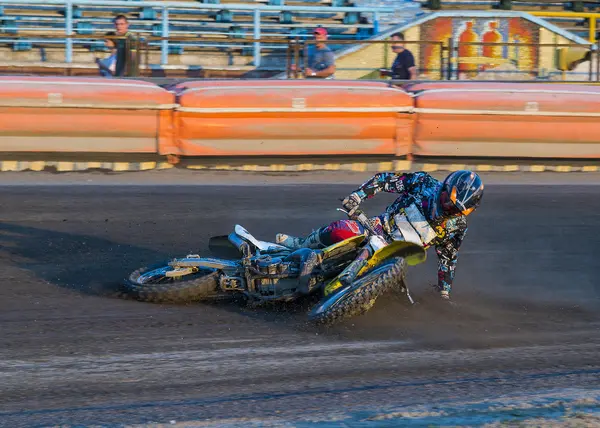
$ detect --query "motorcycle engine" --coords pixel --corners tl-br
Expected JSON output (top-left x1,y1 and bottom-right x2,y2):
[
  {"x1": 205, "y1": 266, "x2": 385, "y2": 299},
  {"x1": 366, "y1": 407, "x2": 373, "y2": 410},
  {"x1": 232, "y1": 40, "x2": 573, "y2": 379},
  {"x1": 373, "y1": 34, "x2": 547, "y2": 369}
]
[
  {"x1": 252, "y1": 256, "x2": 296, "y2": 297},
  {"x1": 254, "y1": 256, "x2": 289, "y2": 275}
]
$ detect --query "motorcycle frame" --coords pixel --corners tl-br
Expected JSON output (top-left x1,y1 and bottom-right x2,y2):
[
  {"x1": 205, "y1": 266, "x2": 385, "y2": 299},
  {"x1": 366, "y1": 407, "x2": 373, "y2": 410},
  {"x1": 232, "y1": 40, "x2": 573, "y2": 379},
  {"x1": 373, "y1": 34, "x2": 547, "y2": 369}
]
[{"x1": 166, "y1": 209, "x2": 426, "y2": 303}]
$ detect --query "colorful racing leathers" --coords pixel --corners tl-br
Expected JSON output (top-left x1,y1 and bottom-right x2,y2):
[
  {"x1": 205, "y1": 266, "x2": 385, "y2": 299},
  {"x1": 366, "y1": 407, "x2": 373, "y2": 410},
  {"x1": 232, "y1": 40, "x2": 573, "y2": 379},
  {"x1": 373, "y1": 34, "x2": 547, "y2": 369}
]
[{"x1": 331, "y1": 172, "x2": 468, "y2": 295}]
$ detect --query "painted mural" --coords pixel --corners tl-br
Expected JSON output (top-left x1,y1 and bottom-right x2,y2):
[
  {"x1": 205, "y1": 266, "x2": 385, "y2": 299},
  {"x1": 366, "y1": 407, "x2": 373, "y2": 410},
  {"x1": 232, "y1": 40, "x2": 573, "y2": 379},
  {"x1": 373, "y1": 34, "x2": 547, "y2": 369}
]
[{"x1": 419, "y1": 17, "x2": 540, "y2": 79}]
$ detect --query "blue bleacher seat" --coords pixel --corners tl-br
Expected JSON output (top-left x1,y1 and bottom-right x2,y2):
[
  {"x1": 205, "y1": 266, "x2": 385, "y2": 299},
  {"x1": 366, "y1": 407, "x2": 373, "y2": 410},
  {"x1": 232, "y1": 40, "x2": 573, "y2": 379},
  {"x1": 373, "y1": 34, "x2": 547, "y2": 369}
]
[
  {"x1": 2, "y1": 19, "x2": 18, "y2": 35},
  {"x1": 229, "y1": 26, "x2": 246, "y2": 38},
  {"x1": 152, "y1": 23, "x2": 162, "y2": 37},
  {"x1": 343, "y1": 11, "x2": 359, "y2": 24},
  {"x1": 216, "y1": 10, "x2": 233, "y2": 23},
  {"x1": 76, "y1": 22, "x2": 93, "y2": 35},
  {"x1": 141, "y1": 7, "x2": 157, "y2": 20},
  {"x1": 289, "y1": 28, "x2": 308, "y2": 38},
  {"x1": 13, "y1": 40, "x2": 32, "y2": 51},
  {"x1": 356, "y1": 26, "x2": 374, "y2": 39},
  {"x1": 280, "y1": 11, "x2": 294, "y2": 24},
  {"x1": 90, "y1": 42, "x2": 107, "y2": 52},
  {"x1": 58, "y1": 5, "x2": 82, "y2": 19},
  {"x1": 168, "y1": 45, "x2": 184, "y2": 54}
]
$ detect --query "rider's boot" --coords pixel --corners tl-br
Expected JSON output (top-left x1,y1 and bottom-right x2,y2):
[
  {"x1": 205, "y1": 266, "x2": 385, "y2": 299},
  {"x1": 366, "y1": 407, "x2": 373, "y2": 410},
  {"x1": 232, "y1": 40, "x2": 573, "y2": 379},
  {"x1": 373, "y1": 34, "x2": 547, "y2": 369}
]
[
  {"x1": 276, "y1": 229, "x2": 323, "y2": 250},
  {"x1": 431, "y1": 284, "x2": 453, "y2": 303}
]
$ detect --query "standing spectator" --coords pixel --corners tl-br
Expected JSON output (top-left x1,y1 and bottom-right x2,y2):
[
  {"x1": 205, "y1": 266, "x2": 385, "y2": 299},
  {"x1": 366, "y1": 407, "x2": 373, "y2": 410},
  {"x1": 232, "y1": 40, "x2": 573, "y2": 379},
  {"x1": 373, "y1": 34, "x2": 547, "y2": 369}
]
[
  {"x1": 291, "y1": 27, "x2": 336, "y2": 79},
  {"x1": 381, "y1": 32, "x2": 417, "y2": 80},
  {"x1": 113, "y1": 15, "x2": 137, "y2": 77},
  {"x1": 95, "y1": 32, "x2": 117, "y2": 77}
]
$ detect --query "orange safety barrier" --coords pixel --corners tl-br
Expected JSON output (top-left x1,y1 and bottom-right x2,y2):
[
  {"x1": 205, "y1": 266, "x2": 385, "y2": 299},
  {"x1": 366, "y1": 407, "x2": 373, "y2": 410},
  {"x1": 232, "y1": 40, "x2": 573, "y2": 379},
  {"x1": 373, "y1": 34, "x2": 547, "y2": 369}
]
[
  {"x1": 173, "y1": 80, "x2": 414, "y2": 157},
  {"x1": 0, "y1": 76, "x2": 598, "y2": 161},
  {"x1": 0, "y1": 77, "x2": 177, "y2": 154},
  {"x1": 411, "y1": 82, "x2": 600, "y2": 158}
]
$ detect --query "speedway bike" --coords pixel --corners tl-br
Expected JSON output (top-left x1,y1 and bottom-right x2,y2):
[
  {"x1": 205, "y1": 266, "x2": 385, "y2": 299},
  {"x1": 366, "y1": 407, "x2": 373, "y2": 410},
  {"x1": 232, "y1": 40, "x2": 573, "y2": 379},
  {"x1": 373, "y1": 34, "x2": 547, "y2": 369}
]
[{"x1": 122, "y1": 206, "x2": 426, "y2": 325}]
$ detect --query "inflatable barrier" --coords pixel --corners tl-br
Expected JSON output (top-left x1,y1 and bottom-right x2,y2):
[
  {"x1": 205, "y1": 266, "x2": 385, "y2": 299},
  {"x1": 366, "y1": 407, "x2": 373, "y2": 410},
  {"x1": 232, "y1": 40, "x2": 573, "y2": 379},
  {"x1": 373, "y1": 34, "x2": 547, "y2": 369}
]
[
  {"x1": 0, "y1": 77, "x2": 176, "y2": 153},
  {"x1": 174, "y1": 81, "x2": 414, "y2": 156},
  {"x1": 0, "y1": 77, "x2": 598, "y2": 161},
  {"x1": 410, "y1": 82, "x2": 600, "y2": 158}
]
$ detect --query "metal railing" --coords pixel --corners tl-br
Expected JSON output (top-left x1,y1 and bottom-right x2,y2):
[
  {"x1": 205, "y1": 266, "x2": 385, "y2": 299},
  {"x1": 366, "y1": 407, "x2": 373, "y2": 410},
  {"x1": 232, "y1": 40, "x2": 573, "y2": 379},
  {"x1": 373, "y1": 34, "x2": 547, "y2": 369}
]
[
  {"x1": 448, "y1": 41, "x2": 599, "y2": 81},
  {"x1": 287, "y1": 39, "x2": 446, "y2": 80},
  {"x1": 529, "y1": 11, "x2": 599, "y2": 43},
  {"x1": 1, "y1": 33, "x2": 597, "y2": 82},
  {"x1": 283, "y1": 38, "x2": 600, "y2": 81},
  {"x1": 0, "y1": 0, "x2": 397, "y2": 67}
]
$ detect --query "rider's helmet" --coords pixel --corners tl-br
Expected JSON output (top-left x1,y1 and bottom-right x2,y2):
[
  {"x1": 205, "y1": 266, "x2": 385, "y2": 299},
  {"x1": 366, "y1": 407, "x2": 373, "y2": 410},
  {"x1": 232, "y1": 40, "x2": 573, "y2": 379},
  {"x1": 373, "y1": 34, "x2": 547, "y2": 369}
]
[{"x1": 439, "y1": 170, "x2": 484, "y2": 217}]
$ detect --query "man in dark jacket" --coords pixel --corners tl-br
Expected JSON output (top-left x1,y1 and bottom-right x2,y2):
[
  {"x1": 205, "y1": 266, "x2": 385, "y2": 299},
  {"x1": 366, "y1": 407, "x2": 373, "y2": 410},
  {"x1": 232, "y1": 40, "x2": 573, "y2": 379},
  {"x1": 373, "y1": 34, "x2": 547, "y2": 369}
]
[
  {"x1": 113, "y1": 15, "x2": 137, "y2": 77},
  {"x1": 381, "y1": 32, "x2": 417, "y2": 80}
]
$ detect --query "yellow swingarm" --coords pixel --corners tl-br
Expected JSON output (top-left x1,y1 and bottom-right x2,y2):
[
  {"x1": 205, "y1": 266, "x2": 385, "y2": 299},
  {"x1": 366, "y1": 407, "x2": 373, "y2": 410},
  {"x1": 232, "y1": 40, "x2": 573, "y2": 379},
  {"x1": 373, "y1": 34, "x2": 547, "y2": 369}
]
[
  {"x1": 321, "y1": 235, "x2": 366, "y2": 260},
  {"x1": 323, "y1": 240, "x2": 427, "y2": 297}
]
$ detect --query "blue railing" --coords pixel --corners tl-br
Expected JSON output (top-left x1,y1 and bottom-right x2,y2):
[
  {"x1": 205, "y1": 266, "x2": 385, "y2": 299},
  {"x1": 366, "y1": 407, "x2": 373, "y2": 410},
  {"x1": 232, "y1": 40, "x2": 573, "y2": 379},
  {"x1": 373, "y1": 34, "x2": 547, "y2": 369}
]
[{"x1": 0, "y1": 0, "x2": 398, "y2": 66}]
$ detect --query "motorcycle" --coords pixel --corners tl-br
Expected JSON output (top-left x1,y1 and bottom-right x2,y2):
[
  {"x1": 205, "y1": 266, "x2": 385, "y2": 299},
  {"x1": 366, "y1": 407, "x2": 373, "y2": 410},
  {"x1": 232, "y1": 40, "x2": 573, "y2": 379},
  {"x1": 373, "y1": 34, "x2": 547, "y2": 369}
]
[{"x1": 122, "y1": 206, "x2": 427, "y2": 325}]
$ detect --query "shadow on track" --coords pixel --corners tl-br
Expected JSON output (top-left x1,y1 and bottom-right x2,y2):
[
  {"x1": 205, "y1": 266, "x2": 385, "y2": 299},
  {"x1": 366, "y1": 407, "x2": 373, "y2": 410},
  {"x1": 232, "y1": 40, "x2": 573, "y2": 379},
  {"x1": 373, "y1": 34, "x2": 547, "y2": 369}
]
[
  {"x1": 0, "y1": 222, "x2": 172, "y2": 298},
  {"x1": 0, "y1": 221, "x2": 327, "y2": 327}
]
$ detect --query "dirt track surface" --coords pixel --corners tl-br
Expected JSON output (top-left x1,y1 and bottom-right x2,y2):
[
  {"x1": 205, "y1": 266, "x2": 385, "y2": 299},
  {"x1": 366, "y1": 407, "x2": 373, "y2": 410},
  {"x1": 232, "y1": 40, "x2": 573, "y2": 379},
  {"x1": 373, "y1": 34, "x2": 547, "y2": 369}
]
[{"x1": 0, "y1": 171, "x2": 599, "y2": 427}]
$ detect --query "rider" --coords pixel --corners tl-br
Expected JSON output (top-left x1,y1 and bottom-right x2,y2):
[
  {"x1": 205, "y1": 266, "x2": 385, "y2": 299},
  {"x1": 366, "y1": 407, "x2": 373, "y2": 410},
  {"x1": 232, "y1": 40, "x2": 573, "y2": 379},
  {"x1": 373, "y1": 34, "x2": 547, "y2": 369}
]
[{"x1": 276, "y1": 170, "x2": 484, "y2": 301}]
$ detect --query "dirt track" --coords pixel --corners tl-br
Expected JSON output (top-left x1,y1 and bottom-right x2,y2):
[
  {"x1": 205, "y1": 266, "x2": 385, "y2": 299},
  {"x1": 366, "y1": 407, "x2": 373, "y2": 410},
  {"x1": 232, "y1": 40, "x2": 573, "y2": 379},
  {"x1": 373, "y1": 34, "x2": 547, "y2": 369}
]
[{"x1": 0, "y1": 171, "x2": 598, "y2": 427}]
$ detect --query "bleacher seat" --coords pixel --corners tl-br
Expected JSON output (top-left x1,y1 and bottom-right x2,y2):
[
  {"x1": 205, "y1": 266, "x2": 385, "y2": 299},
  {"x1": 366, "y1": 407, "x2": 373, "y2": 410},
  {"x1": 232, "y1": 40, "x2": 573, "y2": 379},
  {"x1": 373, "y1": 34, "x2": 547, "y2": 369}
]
[{"x1": 0, "y1": 0, "x2": 401, "y2": 74}]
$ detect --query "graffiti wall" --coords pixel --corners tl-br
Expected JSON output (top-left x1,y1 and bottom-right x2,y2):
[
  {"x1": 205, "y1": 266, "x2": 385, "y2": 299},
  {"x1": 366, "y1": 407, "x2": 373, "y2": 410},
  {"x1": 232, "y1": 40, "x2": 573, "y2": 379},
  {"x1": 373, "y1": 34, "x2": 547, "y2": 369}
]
[{"x1": 419, "y1": 16, "x2": 540, "y2": 79}]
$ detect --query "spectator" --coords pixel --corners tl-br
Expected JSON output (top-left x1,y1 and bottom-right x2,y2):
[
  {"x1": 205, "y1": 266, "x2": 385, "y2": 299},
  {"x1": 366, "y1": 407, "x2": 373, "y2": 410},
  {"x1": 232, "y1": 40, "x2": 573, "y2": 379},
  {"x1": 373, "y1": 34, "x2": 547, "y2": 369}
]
[
  {"x1": 380, "y1": 32, "x2": 417, "y2": 80},
  {"x1": 95, "y1": 32, "x2": 117, "y2": 77},
  {"x1": 112, "y1": 14, "x2": 136, "y2": 77},
  {"x1": 291, "y1": 27, "x2": 336, "y2": 79}
]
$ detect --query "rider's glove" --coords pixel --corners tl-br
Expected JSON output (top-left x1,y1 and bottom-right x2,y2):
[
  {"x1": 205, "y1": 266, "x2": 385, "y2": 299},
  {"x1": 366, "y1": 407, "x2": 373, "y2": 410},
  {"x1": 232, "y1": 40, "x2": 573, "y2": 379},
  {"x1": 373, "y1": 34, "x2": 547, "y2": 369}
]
[{"x1": 342, "y1": 192, "x2": 362, "y2": 216}]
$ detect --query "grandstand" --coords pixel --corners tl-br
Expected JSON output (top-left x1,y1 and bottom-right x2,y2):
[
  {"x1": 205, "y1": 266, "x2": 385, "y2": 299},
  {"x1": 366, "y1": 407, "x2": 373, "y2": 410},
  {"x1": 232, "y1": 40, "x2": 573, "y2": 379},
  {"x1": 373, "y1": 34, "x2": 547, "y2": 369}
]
[
  {"x1": 1, "y1": 0, "x2": 595, "y2": 79},
  {"x1": 0, "y1": 0, "x2": 422, "y2": 77}
]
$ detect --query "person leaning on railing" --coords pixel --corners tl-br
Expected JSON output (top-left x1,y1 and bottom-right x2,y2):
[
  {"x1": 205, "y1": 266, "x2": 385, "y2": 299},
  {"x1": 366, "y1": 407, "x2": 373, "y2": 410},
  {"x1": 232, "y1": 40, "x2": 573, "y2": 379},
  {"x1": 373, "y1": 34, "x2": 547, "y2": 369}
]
[
  {"x1": 290, "y1": 27, "x2": 336, "y2": 79},
  {"x1": 380, "y1": 32, "x2": 417, "y2": 81},
  {"x1": 95, "y1": 32, "x2": 117, "y2": 77}
]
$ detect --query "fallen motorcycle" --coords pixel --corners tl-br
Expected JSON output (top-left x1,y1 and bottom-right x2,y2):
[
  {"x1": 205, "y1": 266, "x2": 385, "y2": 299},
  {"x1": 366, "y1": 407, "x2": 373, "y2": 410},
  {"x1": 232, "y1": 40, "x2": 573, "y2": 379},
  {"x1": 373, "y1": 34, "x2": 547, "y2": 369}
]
[{"x1": 122, "y1": 206, "x2": 427, "y2": 325}]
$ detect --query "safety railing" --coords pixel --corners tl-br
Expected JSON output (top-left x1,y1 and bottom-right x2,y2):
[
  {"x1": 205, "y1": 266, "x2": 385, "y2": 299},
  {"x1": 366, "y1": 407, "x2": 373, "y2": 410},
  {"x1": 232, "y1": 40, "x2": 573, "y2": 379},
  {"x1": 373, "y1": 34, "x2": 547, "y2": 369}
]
[
  {"x1": 448, "y1": 40, "x2": 599, "y2": 81},
  {"x1": 283, "y1": 38, "x2": 600, "y2": 81},
  {"x1": 286, "y1": 39, "x2": 446, "y2": 80},
  {"x1": 0, "y1": 0, "x2": 398, "y2": 67},
  {"x1": 0, "y1": 33, "x2": 297, "y2": 77},
  {"x1": 1, "y1": 32, "x2": 598, "y2": 81}
]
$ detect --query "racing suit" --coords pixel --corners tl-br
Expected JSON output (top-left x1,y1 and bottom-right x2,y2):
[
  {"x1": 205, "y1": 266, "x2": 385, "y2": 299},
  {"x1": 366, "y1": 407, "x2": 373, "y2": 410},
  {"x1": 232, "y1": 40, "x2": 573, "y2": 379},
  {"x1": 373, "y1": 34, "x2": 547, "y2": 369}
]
[{"x1": 288, "y1": 172, "x2": 468, "y2": 296}]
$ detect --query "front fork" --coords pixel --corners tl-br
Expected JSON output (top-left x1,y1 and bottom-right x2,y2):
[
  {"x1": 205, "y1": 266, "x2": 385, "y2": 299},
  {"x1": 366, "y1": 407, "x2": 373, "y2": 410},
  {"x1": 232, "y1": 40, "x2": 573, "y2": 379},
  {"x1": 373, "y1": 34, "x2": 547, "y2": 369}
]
[
  {"x1": 337, "y1": 247, "x2": 370, "y2": 287},
  {"x1": 337, "y1": 244, "x2": 417, "y2": 306}
]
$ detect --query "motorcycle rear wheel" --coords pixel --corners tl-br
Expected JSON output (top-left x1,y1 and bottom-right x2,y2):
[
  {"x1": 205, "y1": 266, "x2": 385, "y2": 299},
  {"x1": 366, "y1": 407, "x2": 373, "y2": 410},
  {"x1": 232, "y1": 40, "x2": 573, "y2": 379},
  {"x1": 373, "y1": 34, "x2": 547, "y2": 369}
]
[
  {"x1": 122, "y1": 263, "x2": 227, "y2": 303},
  {"x1": 308, "y1": 257, "x2": 406, "y2": 326}
]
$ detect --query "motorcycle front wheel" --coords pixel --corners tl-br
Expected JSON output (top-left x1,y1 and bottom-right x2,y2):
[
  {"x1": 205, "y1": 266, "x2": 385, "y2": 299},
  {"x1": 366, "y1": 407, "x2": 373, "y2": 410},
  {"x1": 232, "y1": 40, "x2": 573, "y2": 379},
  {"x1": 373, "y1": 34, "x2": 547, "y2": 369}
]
[
  {"x1": 122, "y1": 263, "x2": 227, "y2": 303},
  {"x1": 308, "y1": 257, "x2": 406, "y2": 326}
]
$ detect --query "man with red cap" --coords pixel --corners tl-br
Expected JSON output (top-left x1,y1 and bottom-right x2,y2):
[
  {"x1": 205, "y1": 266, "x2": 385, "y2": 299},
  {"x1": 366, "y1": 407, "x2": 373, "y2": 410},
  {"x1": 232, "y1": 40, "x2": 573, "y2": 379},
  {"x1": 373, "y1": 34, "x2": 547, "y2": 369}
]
[{"x1": 291, "y1": 27, "x2": 336, "y2": 79}]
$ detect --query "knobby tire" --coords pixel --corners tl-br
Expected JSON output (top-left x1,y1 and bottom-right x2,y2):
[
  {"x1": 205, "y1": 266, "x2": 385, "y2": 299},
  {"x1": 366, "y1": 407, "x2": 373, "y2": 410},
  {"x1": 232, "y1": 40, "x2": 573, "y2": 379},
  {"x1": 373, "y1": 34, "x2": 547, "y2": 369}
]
[
  {"x1": 308, "y1": 257, "x2": 406, "y2": 326},
  {"x1": 122, "y1": 264, "x2": 225, "y2": 303}
]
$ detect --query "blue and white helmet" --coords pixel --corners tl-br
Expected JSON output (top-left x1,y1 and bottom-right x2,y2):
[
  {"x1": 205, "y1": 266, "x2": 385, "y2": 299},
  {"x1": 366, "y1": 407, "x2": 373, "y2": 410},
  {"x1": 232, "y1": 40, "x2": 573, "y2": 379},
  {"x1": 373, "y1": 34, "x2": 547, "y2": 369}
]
[{"x1": 439, "y1": 170, "x2": 484, "y2": 217}]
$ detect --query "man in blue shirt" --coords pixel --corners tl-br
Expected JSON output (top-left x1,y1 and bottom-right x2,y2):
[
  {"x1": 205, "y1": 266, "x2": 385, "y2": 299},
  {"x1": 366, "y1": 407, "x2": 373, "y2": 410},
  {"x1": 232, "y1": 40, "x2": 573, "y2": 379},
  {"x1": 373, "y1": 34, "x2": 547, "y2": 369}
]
[{"x1": 291, "y1": 27, "x2": 336, "y2": 79}]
